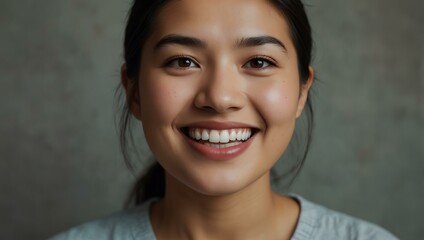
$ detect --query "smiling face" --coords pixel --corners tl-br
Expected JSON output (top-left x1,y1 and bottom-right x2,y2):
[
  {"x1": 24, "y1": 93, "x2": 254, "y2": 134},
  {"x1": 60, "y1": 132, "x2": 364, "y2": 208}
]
[{"x1": 127, "y1": 0, "x2": 312, "y2": 196}]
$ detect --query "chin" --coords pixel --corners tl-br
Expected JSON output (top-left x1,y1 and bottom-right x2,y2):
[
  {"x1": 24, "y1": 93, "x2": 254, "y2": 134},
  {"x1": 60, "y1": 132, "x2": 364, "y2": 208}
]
[{"x1": 174, "y1": 168, "x2": 261, "y2": 197}]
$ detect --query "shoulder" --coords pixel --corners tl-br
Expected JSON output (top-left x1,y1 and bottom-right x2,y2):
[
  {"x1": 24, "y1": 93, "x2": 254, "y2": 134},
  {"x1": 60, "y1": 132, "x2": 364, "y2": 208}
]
[
  {"x1": 48, "y1": 199, "x2": 157, "y2": 240},
  {"x1": 290, "y1": 194, "x2": 398, "y2": 240}
]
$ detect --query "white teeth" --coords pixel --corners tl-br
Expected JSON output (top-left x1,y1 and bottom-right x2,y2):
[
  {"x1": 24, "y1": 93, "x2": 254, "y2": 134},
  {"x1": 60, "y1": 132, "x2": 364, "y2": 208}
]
[
  {"x1": 219, "y1": 130, "x2": 230, "y2": 143},
  {"x1": 236, "y1": 130, "x2": 243, "y2": 140},
  {"x1": 188, "y1": 128, "x2": 252, "y2": 143},
  {"x1": 229, "y1": 130, "x2": 237, "y2": 141},
  {"x1": 201, "y1": 129, "x2": 209, "y2": 140},
  {"x1": 209, "y1": 130, "x2": 220, "y2": 143},
  {"x1": 195, "y1": 129, "x2": 201, "y2": 140}
]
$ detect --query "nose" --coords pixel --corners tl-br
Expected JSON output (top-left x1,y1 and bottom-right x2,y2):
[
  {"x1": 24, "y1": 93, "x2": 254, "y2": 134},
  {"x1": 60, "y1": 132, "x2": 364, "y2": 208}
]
[{"x1": 194, "y1": 65, "x2": 246, "y2": 113}]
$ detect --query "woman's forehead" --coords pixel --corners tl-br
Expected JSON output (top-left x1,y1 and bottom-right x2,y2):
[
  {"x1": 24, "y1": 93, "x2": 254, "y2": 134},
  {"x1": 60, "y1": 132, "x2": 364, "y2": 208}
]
[{"x1": 149, "y1": 0, "x2": 292, "y2": 46}]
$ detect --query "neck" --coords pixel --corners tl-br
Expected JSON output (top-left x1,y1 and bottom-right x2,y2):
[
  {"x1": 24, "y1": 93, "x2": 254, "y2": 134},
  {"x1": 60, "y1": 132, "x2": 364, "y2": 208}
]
[{"x1": 150, "y1": 173, "x2": 298, "y2": 240}]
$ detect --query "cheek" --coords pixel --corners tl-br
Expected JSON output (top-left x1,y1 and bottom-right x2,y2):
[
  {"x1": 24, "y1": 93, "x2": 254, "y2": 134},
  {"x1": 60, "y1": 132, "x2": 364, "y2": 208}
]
[
  {"x1": 139, "y1": 74, "x2": 194, "y2": 125},
  {"x1": 247, "y1": 78, "x2": 300, "y2": 125}
]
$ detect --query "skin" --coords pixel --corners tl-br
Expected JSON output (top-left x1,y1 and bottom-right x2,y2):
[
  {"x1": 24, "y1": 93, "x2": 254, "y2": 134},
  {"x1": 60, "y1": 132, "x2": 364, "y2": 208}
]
[{"x1": 122, "y1": 0, "x2": 314, "y2": 239}]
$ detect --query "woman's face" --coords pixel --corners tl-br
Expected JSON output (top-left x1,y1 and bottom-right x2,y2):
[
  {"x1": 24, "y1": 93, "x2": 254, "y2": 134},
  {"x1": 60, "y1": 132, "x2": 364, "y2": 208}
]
[{"x1": 131, "y1": 0, "x2": 311, "y2": 196}]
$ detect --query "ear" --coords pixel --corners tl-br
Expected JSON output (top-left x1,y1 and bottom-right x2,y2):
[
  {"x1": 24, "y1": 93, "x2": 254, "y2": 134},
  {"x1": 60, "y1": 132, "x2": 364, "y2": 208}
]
[
  {"x1": 296, "y1": 66, "x2": 314, "y2": 118},
  {"x1": 121, "y1": 64, "x2": 142, "y2": 121}
]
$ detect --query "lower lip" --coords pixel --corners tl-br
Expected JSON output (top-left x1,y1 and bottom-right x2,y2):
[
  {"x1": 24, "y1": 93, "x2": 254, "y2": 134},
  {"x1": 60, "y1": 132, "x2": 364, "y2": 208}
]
[{"x1": 183, "y1": 133, "x2": 255, "y2": 160}]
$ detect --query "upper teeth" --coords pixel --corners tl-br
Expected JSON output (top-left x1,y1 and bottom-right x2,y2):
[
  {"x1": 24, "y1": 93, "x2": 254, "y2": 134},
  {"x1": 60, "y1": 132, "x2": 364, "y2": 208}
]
[{"x1": 188, "y1": 128, "x2": 252, "y2": 143}]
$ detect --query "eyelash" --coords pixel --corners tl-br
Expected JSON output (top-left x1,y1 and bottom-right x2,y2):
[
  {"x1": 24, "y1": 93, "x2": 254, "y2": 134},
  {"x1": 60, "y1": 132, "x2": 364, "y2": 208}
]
[
  {"x1": 163, "y1": 55, "x2": 277, "y2": 70},
  {"x1": 163, "y1": 55, "x2": 199, "y2": 68},
  {"x1": 243, "y1": 55, "x2": 277, "y2": 69}
]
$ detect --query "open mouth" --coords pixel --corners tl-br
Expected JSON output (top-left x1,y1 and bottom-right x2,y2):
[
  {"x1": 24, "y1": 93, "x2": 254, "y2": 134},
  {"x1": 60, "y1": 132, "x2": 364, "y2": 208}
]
[{"x1": 181, "y1": 127, "x2": 257, "y2": 148}]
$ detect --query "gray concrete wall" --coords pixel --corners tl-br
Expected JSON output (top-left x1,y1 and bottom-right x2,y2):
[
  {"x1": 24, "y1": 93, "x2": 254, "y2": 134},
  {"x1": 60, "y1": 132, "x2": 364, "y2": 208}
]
[{"x1": 1, "y1": 0, "x2": 422, "y2": 239}]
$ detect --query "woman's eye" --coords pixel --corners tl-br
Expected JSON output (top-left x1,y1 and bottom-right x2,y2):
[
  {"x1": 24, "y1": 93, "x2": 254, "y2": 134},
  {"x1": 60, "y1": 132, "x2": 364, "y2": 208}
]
[
  {"x1": 165, "y1": 57, "x2": 199, "y2": 69},
  {"x1": 243, "y1": 57, "x2": 274, "y2": 69}
]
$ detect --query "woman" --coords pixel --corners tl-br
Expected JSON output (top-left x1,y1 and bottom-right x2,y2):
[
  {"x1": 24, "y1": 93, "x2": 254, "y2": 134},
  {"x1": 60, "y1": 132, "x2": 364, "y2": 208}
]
[{"x1": 50, "y1": 0, "x2": 397, "y2": 239}]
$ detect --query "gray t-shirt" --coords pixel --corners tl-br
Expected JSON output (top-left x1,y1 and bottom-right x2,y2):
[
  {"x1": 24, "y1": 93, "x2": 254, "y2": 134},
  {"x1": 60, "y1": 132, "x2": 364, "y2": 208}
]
[{"x1": 49, "y1": 195, "x2": 398, "y2": 240}]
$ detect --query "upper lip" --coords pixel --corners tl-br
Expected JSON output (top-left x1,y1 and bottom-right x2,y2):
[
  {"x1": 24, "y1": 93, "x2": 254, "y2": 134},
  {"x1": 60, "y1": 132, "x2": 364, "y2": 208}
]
[{"x1": 179, "y1": 121, "x2": 259, "y2": 130}]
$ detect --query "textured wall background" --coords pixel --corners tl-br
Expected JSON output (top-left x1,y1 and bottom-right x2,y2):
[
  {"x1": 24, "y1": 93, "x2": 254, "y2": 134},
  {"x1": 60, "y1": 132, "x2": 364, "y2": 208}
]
[{"x1": 1, "y1": 0, "x2": 422, "y2": 239}]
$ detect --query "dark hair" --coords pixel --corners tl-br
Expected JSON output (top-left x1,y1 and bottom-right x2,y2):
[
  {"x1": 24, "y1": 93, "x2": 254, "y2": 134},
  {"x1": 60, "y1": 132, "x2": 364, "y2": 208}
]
[{"x1": 118, "y1": 0, "x2": 314, "y2": 207}]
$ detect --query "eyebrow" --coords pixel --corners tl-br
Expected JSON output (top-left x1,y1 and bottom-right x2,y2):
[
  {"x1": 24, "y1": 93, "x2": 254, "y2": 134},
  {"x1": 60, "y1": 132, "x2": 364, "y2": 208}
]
[
  {"x1": 154, "y1": 34, "x2": 287, "y2": 52},
  {"x1": 236, "y1": 36, "x2": 287, "y2": 52},
  {"x1": 154, "y1": 34, "x2": 207, "y2": 49}
]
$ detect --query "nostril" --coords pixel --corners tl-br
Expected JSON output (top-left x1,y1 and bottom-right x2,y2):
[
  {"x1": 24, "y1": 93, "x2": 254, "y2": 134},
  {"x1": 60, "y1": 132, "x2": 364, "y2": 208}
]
[
  {"x1": 195, "y1": 102, "x2": 244, "y2": 114},
  {"x1": 199, "y1": 106, "x2": 216, "y2": 112}
]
